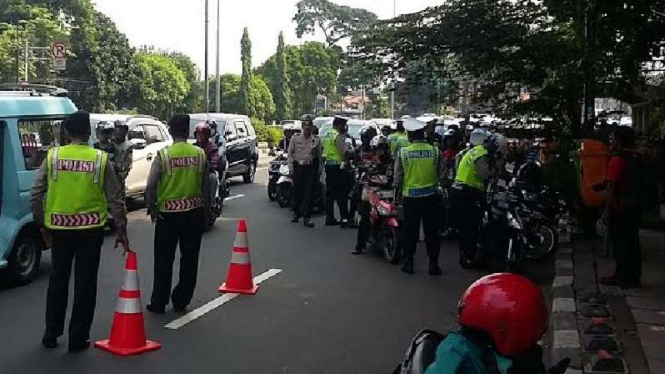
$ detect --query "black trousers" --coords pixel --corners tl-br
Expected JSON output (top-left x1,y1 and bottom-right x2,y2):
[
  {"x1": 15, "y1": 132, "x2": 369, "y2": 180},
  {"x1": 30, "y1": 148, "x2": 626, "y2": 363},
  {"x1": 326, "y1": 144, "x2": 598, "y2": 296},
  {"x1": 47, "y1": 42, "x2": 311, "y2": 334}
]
[
  {"x1": 150, "y1": 208, "x2": 204, "y2": 309},
  {"x1": 325, "y1": 165, "x2": 349, "y2": 222},
  {"x1": 453, "y1": 186, "x2": 484, "y2": 262},
  {"x1": 609, "y1": 209, "x2": 642, "y2": 283},
  {"x1": 403, "y1": 195, "x2": 441, "y2": 265},
  {"x1": 292, "y1": 162, "x2": 317, "y2": 218},
  {"x1": 355, "y1": 201, "x2": 372, "y2": 250},
  {"x1": 45, "y1": 228, "x2": 104, "y2": 343}
]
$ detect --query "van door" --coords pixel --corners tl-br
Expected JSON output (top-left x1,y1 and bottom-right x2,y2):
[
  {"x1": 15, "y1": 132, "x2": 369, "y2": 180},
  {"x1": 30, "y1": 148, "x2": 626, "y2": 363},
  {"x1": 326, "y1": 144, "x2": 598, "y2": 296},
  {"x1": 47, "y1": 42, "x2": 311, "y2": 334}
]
[
  {"x1": 225, "y1": 121, "x2": 243, "y2": 175},
  {"x1": 233, "y1": 120, "x2": 251, "y2": 172},
  {"x1": 124, "y1": 124, "x2": 150, "y2": 196}
]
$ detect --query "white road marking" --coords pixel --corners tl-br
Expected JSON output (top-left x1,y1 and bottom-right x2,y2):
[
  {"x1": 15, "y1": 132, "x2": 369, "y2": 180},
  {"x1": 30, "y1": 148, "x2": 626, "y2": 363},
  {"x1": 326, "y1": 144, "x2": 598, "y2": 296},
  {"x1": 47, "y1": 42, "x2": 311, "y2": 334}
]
[
  {"x1": 164, "y1": 268, "x2": 283, "y2": 330},
  {"x1": 224, "y1": 194, "x2": 245, "y2": 202},
  {"x1": 257, "y1": 167, "x2": 269, "y2": 171}
]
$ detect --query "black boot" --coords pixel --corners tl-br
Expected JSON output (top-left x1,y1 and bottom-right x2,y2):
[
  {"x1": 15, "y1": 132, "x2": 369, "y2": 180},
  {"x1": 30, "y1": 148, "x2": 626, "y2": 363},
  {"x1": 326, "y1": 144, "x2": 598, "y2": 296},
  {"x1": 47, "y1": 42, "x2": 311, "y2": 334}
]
[
  {"x1": 291, "y1": 214, "x2": 300, "y2": 223},
  {"x1": 429, "y1": 263, "x2": 442, "y2": 276},
  {"x1": 303, "y1": 217, "x2": 314, "y2": 228},
  {"x1": 401, "y1": 258, "x2": 414, "y2": 274},
  {"x1": 351, "y1": 245, "x2": 364, "y2": 255},
  {"x1": 326, "y1": 219, "x2": 339, "y2": 226}
]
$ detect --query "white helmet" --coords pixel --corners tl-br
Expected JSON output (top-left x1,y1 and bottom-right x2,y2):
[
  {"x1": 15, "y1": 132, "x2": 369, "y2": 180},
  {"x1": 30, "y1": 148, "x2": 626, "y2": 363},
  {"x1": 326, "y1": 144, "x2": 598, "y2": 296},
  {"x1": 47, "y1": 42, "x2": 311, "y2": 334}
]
[{"x1": 469, "y1": 129, "x2": 489, "y2": 146}]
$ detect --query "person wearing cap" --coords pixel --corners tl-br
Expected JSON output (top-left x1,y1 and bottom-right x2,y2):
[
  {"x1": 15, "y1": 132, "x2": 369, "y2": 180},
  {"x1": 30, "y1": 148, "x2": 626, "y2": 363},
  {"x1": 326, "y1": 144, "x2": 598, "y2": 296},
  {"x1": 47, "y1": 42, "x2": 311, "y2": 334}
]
[
  {"x1": 113, "y1": 120, "x2": 133, "y2": 197},
  {"x1": 145, "y1": 114, "x2": 210, "y2": 314},
  {"x1": 453, "y1": 129, "x2": 492, "y2": 269},
  {"x1": 389, "y1": 120, "x2": 408, "y2": 156},
  {"x1": 394, "y1": 118, "x2": 444, "y2": 275},
  {"x1": 31, "y1": 111, "x2": 129, "y2": 352},
  {"x1": 322, "y1": 116, "x2": 351, "y2": 226},
  {"x1": 278, "y1": 125, "x2": 294, "y2": 151},
  {"x1": 94, "y1": 121, "x2": 119, "y2": 167},
  {"x1": 422, "y1": 117, "x2": 444, "y2": 151},
  {"x1": 288, "y1": 115, "x2": 322, "y2": 228}
]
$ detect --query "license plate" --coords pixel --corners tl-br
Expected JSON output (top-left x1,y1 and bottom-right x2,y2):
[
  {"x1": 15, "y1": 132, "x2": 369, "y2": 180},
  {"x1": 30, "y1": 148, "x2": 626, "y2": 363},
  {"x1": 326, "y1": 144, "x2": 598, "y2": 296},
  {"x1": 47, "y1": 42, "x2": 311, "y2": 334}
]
[{"x1": 378, "y1": 190, "x2": 394, "y2": 199}]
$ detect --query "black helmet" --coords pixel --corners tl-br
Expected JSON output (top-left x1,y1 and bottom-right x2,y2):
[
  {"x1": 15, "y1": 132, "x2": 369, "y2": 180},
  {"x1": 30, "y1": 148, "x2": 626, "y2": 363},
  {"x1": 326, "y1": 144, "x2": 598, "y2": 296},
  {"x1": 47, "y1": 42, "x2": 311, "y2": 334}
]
[
  {"x1": 517, "y1": 161, "x2": 543, "y2": 188},
  {"x1": 360, "y1": 126, "x2": 378, "y2": 146},
  {"x1": 114, "y1": 120, "x2": 128, "y2": 129}
]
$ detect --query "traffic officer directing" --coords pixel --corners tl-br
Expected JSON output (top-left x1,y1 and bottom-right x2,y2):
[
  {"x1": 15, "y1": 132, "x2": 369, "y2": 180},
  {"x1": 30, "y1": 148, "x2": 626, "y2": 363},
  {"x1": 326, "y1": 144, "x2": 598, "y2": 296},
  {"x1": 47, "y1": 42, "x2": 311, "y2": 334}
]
[
  {"x1": 288, "y1": 115, "x2": 322, "y2": 228},
  {"x1": 322, "y1": 116, "x2": 351, "y2": 226},
  {"x1": 146, "y1": 114, "x2": 209, "y2": 314},
  {"x1": 389, "y1": 119, "x2": 408, "y2": 156},
  {"x1": 31, "y1": 111, "x2": 129, "y2": 352},
  {"x1": 394, "y1": 118, "x2": 443, "y2": 275},
  {"x1": 453, "y1": 133, "x2": 492, "y2": 269}
]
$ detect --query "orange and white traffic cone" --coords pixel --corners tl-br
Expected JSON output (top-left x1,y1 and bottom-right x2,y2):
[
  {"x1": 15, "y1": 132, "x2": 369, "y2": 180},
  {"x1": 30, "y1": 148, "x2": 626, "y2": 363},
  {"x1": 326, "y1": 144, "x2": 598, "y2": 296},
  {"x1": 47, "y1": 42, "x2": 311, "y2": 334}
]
[
  {"x1": 219, "y1": 219, "x2": 258, "y2": 294},
  {"x1": 95, "y1": 252, "x2": 161, "y2": 356}
]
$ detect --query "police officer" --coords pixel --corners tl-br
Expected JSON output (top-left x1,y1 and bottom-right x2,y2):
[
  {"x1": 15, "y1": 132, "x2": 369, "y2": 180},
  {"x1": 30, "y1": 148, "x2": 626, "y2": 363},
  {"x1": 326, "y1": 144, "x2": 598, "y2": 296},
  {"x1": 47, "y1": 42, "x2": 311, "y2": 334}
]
[
  {"x1": 453, "y1": 133, "x2": 493, "y2": 269},
  {"x1": 31, "y1": 111, "x2": 129, "y2": 352},
  {"x1": 389, "y1": 119, "x2": 408, "y2": 156},
  {"x1": 94, "y1": 121, "x2": 119, "y2": 165},
  {"x1": 394, "y1": 118, "x2": 443, "y2": 275},
  {"x1": 146, "y1": 114, "x2": 209, "y2": 314},
  {"x1": 423, "y1": 118, "x2": 444, "y2": 151},
  {"x1": 113, "y1": 120, "x2": 133, "y2": 197},
  {"x1": 322, "y1": 116, "x2": 351, "y2": 226},
  {"x1": 288, "y1": 115, "x2": 322, "y2": 228}
]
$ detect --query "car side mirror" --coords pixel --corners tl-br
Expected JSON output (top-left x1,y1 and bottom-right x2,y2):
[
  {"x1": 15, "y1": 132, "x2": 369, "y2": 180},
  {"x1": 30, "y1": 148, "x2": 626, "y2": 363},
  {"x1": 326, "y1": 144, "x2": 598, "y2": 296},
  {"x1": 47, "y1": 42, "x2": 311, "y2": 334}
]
[{"x1": 130, "y1": 138, "x2": 147, "y2": 149}]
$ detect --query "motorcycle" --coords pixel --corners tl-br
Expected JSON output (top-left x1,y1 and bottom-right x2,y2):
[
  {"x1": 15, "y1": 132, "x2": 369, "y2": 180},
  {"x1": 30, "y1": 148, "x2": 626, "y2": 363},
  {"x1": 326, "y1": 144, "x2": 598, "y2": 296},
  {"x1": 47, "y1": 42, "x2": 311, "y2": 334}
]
[
  {"x1": 268, "y1": 152, "x2": 287, "y2": 201},
  {"x1": 276, "y1": 162, "x2": 293, "y2": 208},
  {"x1": 364, "y1": 173, "x2": 402, "y2": 264},
  {"x1": 512, "y1": 186, "x2": 562, "y2": 260}
]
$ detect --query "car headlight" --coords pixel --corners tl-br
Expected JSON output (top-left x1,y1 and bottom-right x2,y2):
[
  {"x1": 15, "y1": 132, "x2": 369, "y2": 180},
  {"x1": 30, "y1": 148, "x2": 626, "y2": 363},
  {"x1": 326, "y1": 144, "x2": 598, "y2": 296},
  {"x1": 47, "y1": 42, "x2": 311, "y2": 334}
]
[
  {"x1": 279, "y1": 165, "x2": 290, "y2": 175},
  {"x1": 377, "y1": 205, "x2": 391, "y2": 216}
]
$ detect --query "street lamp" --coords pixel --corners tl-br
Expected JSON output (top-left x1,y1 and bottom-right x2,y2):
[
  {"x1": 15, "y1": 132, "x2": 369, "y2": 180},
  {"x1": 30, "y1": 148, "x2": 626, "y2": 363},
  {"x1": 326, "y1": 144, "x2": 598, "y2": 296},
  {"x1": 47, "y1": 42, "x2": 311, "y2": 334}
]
[
  {"x1": 204, "y1": 0, "x2": 209, "y2": 113},
  {"x1": 215, "y1": 0, "x2": 221, "y2": 113}
]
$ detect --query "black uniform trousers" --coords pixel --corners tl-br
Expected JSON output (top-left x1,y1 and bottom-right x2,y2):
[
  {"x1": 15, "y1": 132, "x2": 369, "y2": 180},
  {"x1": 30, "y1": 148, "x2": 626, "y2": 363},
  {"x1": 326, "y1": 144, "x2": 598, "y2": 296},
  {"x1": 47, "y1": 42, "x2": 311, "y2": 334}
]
[
  {"x1": 609, "y1": 208, "x2": 642, "y2": 284},
  {"x1": 402, "y1": 195, "x2": 441, "y2": 264},
  {"x1": 45, "y1": 228, "x2": 104, "y2": 343},
  {"x1": 452, "y1": 186, "x2": 484, "y2": 263},
  {"x1": 325, "y1": 165, "x2": 349, "y2": 222},
  {"x1": 150, "y1": 208, "x2": 204, "y2": 309},
  {"x1": 292, "y1": 162, "x2": 317, "y2": 218}
]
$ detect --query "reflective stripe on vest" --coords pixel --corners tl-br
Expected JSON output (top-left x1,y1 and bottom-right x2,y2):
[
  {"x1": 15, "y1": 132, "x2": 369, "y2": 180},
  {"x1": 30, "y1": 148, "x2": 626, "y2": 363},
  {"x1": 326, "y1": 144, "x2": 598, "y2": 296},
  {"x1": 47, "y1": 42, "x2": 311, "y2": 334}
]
[
  {"x1": 45, "y1": 145, "x2": 108, "y2": 230},
  {"x1": 455, "y1": 145, "x2": 488, "y2": 191},
  {"x1": 400, "y1": 142, "x2": 438, "y2": 198},
  {"x1": 156, "y1": 143, "x2": 205, "y2": 213},
  {"x1": 322, "y1": 129, "x2": 343, "y2": 163}
]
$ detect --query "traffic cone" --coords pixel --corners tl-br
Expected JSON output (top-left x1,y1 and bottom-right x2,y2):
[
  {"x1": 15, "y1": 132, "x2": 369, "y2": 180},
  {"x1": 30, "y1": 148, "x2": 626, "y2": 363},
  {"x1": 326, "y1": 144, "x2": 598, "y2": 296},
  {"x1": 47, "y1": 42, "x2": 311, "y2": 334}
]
[
  {"x1": 95, "y1": 252, "x2": 161, "y2": 356},
  {"x1": 219, "y1": 219, "x2": 258, "y2": 294}
]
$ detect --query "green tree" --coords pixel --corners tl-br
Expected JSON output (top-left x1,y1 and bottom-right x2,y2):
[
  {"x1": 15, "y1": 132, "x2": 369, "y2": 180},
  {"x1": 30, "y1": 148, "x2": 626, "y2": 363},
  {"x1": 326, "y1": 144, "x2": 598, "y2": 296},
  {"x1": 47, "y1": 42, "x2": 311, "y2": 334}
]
[
  {"x1": 274, "y1": 32, "x2": 292, "y2": 122},
  {"x1": 239, "y1": 27, "x2": 254, "y2": 116},
  {"x1": 293, "y1": 0, "x2": 378, "y2": 47},
  {"x1": 168, "y1": 52, "x2": 203, "y2": 113},
  {"x1": 252, "y1": 75, "x2": 275, "y2": 122},
  {"x1": 134, "y1": 52, "x2": 189, "y2": 120}
]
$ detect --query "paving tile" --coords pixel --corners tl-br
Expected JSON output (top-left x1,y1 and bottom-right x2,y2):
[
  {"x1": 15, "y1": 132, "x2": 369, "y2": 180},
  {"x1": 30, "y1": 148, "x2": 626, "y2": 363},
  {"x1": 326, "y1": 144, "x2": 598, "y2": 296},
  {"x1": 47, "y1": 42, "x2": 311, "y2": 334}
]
[
  {"x1": 553, "y1": 311, "x2": 578, "y2": 330},
  {"x1": 554, "y1": 330, "x2": 581, "y2": 349},
  {"x1": 553, "y1": 298, "x2": 576, "y2": 313},
  {"x1": 552, "y1": 286, "x2": 575, "y2": 299},
  {"x1": 599, "y1": 284, "x2": 624, "y2": 297},
  {"x1": 554, "y1": 276, "x2": 574, "y2": 287},
  {"x1": 557, "y1": 259, "x2": 574, "y2": 269},
  {"x1": 631, "y1": 309, "x2": 665, "y2": 326},
  {"x1": 636, "y1": 324, "x2": 665, "y2": 361},
  {"x1": 626, "y1": 296, "x2": 665, "y2": 311}
]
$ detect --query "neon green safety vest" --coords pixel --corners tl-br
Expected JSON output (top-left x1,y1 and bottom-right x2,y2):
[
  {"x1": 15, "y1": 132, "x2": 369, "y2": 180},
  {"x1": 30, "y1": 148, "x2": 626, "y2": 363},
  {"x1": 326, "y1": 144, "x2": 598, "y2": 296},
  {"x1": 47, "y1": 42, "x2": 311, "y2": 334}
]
[
  {"x1": 390, "y1": 132, "x2": 409, "y2": 154},
  {"x1": 455, "y1": 145, "x2": 489, "y2": 191},
  {"x1": 400, "y1": 142, "x2": 439, "y2": 198},
  {"x1": 156, "y1": 142, "x2": 206, "y2": 213},
  {"x1": 45, "y1": 144, "x2": 108, "y2": 230},
  {"x1": 322, "y1": 128, "x2": 343, "y2": 164}
]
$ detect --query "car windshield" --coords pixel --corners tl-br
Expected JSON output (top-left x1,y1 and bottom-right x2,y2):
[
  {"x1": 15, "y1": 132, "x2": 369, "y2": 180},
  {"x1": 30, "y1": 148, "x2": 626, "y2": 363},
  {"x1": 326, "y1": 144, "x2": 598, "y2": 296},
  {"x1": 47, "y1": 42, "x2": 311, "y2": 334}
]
[
  {"x1": 347, "y1": 124, "x2": 364, "y2": 140},
  {"x1": 314, "y1": 118, "x2": 332, "y2": 128}
]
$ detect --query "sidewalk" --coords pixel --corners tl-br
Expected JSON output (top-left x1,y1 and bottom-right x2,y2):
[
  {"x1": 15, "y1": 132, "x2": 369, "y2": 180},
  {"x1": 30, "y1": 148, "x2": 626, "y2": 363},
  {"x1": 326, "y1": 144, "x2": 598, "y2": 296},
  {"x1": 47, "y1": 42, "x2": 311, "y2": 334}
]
[{"x1": 550, "y1": 229, "x2": 665, "y2": 374}]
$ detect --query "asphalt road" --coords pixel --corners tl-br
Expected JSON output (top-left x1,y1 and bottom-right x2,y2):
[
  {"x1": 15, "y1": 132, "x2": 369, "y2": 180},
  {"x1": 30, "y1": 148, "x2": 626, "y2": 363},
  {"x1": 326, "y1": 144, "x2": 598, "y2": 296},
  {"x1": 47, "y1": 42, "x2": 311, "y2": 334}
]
[{"x1": 0, "y1": 169, "x2": 554, "y2": 374}]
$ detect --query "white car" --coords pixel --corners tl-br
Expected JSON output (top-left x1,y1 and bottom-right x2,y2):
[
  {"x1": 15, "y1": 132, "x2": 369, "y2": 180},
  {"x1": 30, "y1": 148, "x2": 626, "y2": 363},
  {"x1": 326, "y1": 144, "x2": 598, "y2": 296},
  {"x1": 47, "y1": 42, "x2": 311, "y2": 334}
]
[{"x1": 90, "y1": 114, "x2": 172, "y2": 198}]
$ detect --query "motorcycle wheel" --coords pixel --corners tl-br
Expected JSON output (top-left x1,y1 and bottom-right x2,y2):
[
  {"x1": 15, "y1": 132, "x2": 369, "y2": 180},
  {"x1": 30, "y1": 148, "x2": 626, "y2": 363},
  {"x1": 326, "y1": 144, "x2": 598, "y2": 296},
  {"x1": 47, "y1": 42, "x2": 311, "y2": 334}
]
[
  {"x1": 504, "y1": 234, "x2": 524, "y2": 273},
  {"x1": 277, "y1": 184, "x2": 291, "y2": 208},
  {"x1": 268, "y1": 182, "x2": 277, "y2": 201},
  {"x1": 378, "y1": 226, "x2": 401, "y2": 264},
  {"x1": 526, "y1": 225, "x2": 558, "y2": 260}
]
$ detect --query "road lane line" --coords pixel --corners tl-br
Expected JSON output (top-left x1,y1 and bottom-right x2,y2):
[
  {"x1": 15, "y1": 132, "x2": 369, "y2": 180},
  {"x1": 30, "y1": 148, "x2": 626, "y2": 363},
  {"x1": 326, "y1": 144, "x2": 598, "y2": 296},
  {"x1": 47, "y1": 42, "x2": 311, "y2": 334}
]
[
  {"x1": 224, "y1": 194, "x2": 245, "y2": 202},
  {"x1": 257, "y1": 167, "x2": 269, "y2": 171},
  {"x1": 164, "y1": 268, "x2": 283, "y2": 330}
]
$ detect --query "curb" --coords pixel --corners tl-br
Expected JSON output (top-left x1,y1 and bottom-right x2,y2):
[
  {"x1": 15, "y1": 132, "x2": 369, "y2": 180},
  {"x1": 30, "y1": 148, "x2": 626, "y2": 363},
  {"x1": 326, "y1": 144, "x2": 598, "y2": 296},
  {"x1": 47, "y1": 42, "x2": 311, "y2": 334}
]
[{"x1": 551, "y1": 243, "x2": 584, "y2": 372}]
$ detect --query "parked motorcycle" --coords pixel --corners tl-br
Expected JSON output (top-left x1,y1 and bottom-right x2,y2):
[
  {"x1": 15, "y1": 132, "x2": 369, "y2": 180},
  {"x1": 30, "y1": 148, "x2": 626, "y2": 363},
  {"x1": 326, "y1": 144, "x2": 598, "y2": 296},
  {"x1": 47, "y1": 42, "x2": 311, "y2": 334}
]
[
  {"x1": 268, "y1": 152, "x2": 287, "y2": 201},
  {"x1": 276, "y1": 162, "x2": 293, "y2": 208}
]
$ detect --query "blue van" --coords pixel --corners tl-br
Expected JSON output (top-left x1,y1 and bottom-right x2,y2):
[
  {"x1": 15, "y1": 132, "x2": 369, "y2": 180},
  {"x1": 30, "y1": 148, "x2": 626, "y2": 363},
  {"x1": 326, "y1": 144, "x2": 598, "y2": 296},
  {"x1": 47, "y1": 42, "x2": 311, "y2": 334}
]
[{"x1": 0, "y1": 84, "x2": 77, "y2": 284}]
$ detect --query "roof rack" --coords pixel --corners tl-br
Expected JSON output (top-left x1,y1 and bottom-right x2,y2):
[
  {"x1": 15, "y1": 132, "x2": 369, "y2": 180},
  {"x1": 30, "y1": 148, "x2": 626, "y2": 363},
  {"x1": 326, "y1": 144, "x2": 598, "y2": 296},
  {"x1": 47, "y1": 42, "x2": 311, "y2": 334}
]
[{"x1": 0, "y1": 83, "x2": 69, "y2": 97}]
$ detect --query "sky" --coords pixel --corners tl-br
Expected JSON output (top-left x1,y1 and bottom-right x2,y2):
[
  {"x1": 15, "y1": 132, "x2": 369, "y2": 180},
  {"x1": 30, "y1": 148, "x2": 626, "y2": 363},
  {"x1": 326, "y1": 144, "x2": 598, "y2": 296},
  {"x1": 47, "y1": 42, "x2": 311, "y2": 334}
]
[{"x1": 93, "y1": 0, "x2": 443, "y2": 75}]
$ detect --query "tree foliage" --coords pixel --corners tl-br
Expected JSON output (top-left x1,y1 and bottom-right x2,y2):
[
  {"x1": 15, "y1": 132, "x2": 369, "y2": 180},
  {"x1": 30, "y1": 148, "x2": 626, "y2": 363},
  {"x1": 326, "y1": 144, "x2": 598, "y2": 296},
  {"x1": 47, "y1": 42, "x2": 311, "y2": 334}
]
[
  {"x1": 239, "y1": 27, "x2": 254, "y2": 116},
  {"x1": 273, "y1": 32, "x2": 292, "y2": 122},
  {"x1": 293, "y1": 0, "x2": 377, "y2": 47},
  {"x1": 134, "y1": 52, "x2": 189, "y2": 120}
]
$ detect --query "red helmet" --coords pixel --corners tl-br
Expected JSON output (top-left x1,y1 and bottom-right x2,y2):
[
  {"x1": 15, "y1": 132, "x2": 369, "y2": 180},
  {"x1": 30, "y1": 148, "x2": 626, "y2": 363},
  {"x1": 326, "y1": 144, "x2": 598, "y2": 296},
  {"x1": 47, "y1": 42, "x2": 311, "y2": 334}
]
[
  {"x1": 457, "y1": 273, "x2": 547, "y2": 357},
  {"x1": 195, "y1": 123, "x2": 211, "y2": 136}
]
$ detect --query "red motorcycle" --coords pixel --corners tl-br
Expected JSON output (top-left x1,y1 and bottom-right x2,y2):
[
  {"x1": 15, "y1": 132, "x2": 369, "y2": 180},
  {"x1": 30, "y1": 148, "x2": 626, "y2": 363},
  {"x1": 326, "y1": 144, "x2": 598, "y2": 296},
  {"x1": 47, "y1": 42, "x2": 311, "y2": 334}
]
[{"x1": 364, "y1": 174, "x2": 402, "y2": 264}]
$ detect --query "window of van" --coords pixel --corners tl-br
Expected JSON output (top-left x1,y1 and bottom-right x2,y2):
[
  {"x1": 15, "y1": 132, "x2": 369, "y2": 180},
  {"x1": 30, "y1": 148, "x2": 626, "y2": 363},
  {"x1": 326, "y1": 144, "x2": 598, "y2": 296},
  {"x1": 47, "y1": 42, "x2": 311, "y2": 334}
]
[
  {"x1": 17, "y1": 118, "x2": 61, "y2": 170},
  {"x1": 234, "y1": 120, "x2": 248, "y2": 139},
  {"x1": 246, "y1": 121, "x2": 256, "y2": 137},
  {"x1": 144, "y1": 124, "x2": 166, "y2": 144}
]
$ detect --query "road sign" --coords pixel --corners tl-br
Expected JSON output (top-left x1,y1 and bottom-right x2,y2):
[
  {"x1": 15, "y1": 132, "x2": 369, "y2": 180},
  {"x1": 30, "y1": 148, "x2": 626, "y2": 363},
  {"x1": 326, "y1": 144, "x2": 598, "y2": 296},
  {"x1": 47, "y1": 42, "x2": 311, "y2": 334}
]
[
  {"x1": 53, "y1": 58, "x2": 66, "y2": 71},
  {"x1": 51, "y1": 42, "x2": 67, "y2": 59}
]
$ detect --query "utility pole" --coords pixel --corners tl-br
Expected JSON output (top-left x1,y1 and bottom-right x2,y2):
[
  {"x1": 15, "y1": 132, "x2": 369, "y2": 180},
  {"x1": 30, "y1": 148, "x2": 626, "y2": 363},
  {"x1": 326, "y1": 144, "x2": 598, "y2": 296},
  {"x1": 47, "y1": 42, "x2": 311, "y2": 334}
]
[
  {"x1": 390, "y1": 0, "x2": 396, "y2": 120},
  {"x1": 215, "y1": 0, "x2": 221, "y2": 113},
  {"x1": 204, "y1": 0, "x2": 210, "y2": 113},
  {"x1": 24, "y1": 40, "x2": 29, "y2": 82}
]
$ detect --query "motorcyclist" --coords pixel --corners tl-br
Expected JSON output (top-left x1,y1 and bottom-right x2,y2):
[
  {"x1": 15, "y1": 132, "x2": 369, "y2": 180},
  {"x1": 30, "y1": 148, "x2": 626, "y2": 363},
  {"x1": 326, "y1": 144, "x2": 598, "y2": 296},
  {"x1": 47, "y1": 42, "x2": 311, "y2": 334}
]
[
  {"x1": 278, "y1": 124, "x2": 295, "y2": 151},
  {"x1": 425, "y1": 273, "x2": 552, "y2": 374},
  {"x1": 194, "y1": 123, "x2": 220, "y2": 212},
  {"x1": 94, "y1": 121, "x2": 119, "y2": 166}
]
